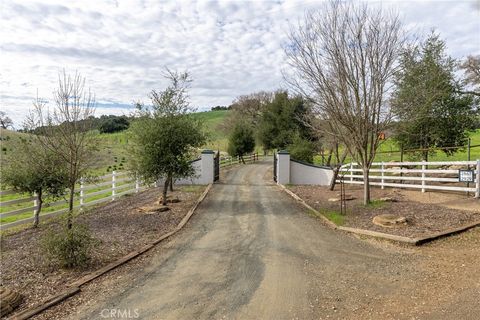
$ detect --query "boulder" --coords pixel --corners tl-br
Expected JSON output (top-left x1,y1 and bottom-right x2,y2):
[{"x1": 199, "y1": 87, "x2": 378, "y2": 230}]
[{"x1": 372, "y1": 214, "x2": 407, "y2": 228}]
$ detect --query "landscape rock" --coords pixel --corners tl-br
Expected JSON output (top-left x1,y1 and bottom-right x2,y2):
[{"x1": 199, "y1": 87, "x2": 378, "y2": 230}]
[{"x1": 372, "y1": 214, "x2": 408, "y2": 228}]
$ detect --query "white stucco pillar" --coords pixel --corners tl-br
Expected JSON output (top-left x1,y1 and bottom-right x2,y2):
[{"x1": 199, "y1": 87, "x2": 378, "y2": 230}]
[
  {"x1": 201, "y1": 150, "x2": 215, "y2": 184},
  {"x1": 277, "y1": 150, "x2": 290, "y2": 185}
]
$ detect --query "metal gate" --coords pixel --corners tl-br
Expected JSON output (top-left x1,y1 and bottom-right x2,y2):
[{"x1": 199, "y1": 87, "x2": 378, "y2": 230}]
[
  {"x1": 214, "y1": 151, "x2": 220, "y2": 182},
  {"x1": 273, "y1": 152, "x2": 277, "y2": 182}
]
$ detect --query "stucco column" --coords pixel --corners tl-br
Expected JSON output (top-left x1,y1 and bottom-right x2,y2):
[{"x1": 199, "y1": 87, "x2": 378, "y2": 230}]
[
  {"x1": 201, "y1": 150, "x2": 215, "y2": 184},
  {"x1": 277, "y1": 150, "x2": 290, "y2": 185}
]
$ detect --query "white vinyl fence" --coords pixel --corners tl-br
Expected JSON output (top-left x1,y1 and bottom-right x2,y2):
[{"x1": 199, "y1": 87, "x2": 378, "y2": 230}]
[
  {"x1": 338, "y1": 160, "x2": 480, "y2": 197},
  {"x1": 0, "y1": 171, "x2": 147, "y2": 230}
]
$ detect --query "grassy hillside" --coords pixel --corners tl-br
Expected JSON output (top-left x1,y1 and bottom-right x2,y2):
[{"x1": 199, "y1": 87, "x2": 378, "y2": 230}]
[
  {"x1": 193, "y1": 110, "x2": 229, "y2": 151},
  {"x1": 0, "y1": 110, "x2": 230, "y2": 176}
]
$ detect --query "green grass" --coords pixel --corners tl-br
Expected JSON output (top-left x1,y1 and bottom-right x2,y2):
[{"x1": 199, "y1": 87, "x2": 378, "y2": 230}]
[
  {"x1": 308, "y1": 208, "x2": 345, "y2": 226},
  {"x1": 365, "y1": 199, "x2": 386, "y2": 209},
  {"x1": 314, "y1": 129, "x2": 480, "y2": 165},
  {"x1": 322, "y1": 209, "x2": 346, "y2": 226}
]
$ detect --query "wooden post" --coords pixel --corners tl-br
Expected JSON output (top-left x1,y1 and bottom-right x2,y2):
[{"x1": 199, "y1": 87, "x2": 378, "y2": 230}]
[
  {"x1": 135, "y1": 176, "x2": 140, "y2": 193},
  {"x1": 421, "y1": 161, "x2": 426, "y2": 193},
  {"x1": 400, "y1": 145, "x2": 404, "y2": 184},
  {"x1": 79, "y1": 178, "x2": 84, "y2": 208},
  {"x1": 467, "y1": 138, "x2": 471, "y2": 161},
  {"x1": 381, "y1": 162, "x2": 385, "y2": 190},
  {"x1": 475, "y1": 159, "x2": 480, "y2": 199},
  {"x1": 112, "y1": 171, "x2": 116, "y2": 201},
  {"x1": 350, "y1": 163, "x2": 354, "y2": 183}
]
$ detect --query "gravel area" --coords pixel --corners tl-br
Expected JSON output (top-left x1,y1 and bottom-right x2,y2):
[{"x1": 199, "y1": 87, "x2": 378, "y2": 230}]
[
  {"x1": 288, "y1": 185, "x2": 480, "y2": 238},
  {"x1": 0, "y1": 185, "x2": 205, "y2": 318}
]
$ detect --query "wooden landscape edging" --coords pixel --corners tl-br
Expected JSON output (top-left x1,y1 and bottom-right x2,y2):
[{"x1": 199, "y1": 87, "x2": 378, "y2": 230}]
[
  {"x1": 278, "y1": 184, "x2": 338, "y2": 229},
  {"x1": 8, "y1": 183, "x2": 213, "y2": 320},
  {"x1": 279, "y1": 183, "x2": 480, "y2": 246}
]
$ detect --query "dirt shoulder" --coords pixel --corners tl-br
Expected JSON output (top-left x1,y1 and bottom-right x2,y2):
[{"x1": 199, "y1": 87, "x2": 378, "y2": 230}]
[
  {"x1": 0, "y1": 185, "x2": 205, "y2": 318},
  {"x1": 357, "y1": 226, "x2": 480, "y2": 319},
  {"x1": 288, "y1": 185, "x2": 479, "y2": 238}
]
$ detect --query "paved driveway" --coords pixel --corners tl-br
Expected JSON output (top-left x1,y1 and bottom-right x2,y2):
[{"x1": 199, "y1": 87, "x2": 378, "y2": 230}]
[{"x1": 74, "y1": 161, "x2": 416, "y2": 319}]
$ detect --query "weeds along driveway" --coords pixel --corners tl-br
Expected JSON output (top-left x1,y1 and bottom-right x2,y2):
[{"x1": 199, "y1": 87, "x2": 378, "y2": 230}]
[{"x1": 54, "y1": 161, "x2": 475, "y2": 320}]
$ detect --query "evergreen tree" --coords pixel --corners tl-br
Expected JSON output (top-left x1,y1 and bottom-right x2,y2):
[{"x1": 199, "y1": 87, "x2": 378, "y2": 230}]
[
  {"x1": 392, "y1": 32, "x2": 476, "y2": 159},
  {"x1": 227, "y1": 122, "x2": 255, "y2": 164}
]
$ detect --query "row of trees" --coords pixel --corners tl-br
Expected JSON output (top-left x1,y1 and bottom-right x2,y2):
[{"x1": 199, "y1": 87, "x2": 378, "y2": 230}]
[
  {"x1": 2, "y1": 69, "x2": 207, "y2": 267},
  {"x1": 224, "y1": 1, "x2": 478, "y2": 205},
  {"x1": 226, "y1": 91, "x2": 319, "y2": 163},
  {"x1": 282, "y1": 1, "x2": 479, "y2": 204}
]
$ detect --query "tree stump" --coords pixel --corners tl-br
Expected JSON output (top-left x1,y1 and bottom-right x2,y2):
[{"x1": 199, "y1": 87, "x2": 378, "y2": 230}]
[
  {"x1": 0, "y1": 287, "x2": 23, "y2": 316},
  {"x1": 372, "y1": 214, "x2": 407, "y2": 228}
]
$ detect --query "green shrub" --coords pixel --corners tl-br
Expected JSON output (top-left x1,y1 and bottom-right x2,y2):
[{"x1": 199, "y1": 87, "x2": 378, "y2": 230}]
[
  {"x1": 42, "y1": 224, "x2": 97, "y2": 268},
  {"x1": 287, "y1": 134, "x2": 315, "y2": 163}
]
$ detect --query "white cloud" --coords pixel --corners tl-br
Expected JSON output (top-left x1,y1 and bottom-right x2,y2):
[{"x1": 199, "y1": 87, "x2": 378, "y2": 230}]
[{"x1": 1, "y1": 0, "x2": 479, "y2": 127}]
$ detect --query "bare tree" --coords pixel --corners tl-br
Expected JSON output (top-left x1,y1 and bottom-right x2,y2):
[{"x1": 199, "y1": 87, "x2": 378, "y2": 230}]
[
  {"x1": 26, "y1": 70, "x2": 97, "y2": 229},
  {"x1": 285, "y1": 1, "x2": 406, "y2": 204},
  {"x1": 0, "y1": 111, "x2": 13, "y2": 129},
  {"x1": 221, "y1": 91, "x2": 273, "y2": 134},
  {"x1": 460, "y1": 55, "x2": 480, "y2": 96}
]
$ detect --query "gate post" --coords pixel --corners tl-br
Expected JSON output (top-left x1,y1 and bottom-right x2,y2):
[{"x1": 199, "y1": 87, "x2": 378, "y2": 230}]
[
  {"x1": 277, "y1": 150, "x2": 290, "y2": 185},
  {"x1": 201, "y1": 150, "x2": 215, "y2": 184}
]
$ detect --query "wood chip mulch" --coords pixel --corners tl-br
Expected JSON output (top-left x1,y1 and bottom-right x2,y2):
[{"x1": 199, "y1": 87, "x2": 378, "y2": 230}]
[
  {"x1": 288, "y1": 185, "x2": 480, "y2": 238},
  {"x1": 0, "y1": 185, "x2": 205, "y2": 318}
]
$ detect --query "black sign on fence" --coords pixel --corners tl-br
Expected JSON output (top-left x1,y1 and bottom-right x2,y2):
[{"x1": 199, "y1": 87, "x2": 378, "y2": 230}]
[{"x1": 459, "y1": 169, "x2": 475, "y2": 183}]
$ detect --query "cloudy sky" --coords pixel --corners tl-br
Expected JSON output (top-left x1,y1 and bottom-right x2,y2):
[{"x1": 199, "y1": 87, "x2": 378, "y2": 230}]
[{"x1": 1, "y1": 0, "x2": 479, "y2": 127}]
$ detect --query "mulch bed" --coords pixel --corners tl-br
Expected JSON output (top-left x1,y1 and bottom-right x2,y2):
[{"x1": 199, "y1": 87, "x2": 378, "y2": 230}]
[
  {"x1": 288, "y1": 185, "x2": 480, "y2": 238},
  {"x1": 0, "y1": 185, "x2": 205, "y2": 317}
]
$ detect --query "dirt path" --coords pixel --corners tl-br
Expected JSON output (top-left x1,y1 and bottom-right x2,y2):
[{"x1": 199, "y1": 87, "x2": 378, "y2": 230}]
[{"x1": 40, "y1": 161, "x2": 479, "y2": 319}]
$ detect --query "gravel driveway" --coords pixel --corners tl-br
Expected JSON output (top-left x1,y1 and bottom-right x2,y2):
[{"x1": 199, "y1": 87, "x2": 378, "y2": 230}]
[{"x1": 50, "y1": 160, "x2": 478, "y2": 320}]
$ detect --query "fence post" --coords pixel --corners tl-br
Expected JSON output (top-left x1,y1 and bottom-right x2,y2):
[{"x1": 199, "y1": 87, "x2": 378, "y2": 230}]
[
  {"x1": 350, "y1": 163, "x2": 354, "y2": 183},
  {"x1": 476, "y1": 159, "x2": 480, "y2": 199},
  {"x1": 421, "y1": 161, "x2": 426, "y2": 193},
  {"x1": 381, "y1": 162, "x2": 385, "y2": 190},
  {"x1": 135, "y1": 176, "x2": 140, "y2": 193},
  {"x1": 80, "y1": 178, "x2": 84, "y2": 209},
  {"x1": 112, "y1": 171, "x2": 116, "y2": 201},
  {"x1": 33, "y1": 192, "x2": 38, "y2": 219}
]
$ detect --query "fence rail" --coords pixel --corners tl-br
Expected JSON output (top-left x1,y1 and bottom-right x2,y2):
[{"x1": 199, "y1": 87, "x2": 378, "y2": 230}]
[
  {"x1": 337, "y1": 160, "x2": 480, "y2": 197},
  {"x1": 0, "y1": 171, "x2": 147, "y2": 230},
  {"x1": 219, "y1": 153, "x2": 260, "y2": 167}
]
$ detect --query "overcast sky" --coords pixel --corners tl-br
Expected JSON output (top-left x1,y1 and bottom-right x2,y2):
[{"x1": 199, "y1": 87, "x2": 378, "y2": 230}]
[{"x1": 1, "y1": 0, "x2": 479, "y2": 127}]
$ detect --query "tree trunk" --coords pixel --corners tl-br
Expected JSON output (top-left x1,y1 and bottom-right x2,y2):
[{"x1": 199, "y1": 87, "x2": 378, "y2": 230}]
[
  {"x1": 362, "y1": 167, "x2": 371, "y2": 205},
  {"x1": 240, "y1": 156, "x2": 245, "y2": 164},
  {"x1": 329, "y1": 150, "x2": 349, "y2": 191},
  {"x1": 326, "y1": 148, "x2": 333, "y2": 167},
  {"x1": 169, "y1": 176, "x2": 174, "y2": 192},
  {"x1": 33, "y1": 190, "x2": 43, "y2": 228},
  {"x1": 162, "y1": 175, "x2": 170, "y2": 206},
  {"x1": 67, "y1": 184, "x2": 75, "y2": 229}
]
